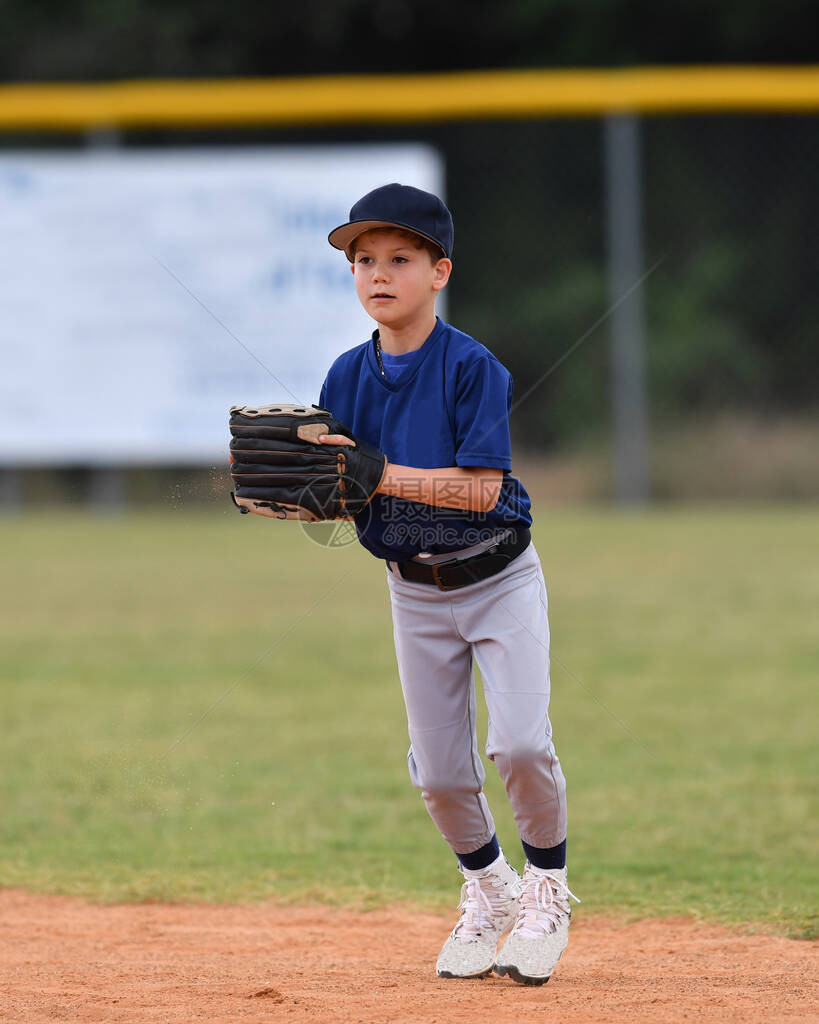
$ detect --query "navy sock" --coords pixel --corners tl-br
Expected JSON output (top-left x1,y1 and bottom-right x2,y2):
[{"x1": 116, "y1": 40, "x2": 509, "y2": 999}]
[
  {"x1": 521, "y1": 838, "x2": 567, "y2": 870},
  {"x1": 457, "y1": 834, "x2": 500, "y2": 871}
]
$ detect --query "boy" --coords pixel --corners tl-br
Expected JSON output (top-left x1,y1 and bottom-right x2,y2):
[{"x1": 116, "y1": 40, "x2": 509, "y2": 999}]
[{"x1": 319, "y1": 183, "x2": 577, "y2": 985}]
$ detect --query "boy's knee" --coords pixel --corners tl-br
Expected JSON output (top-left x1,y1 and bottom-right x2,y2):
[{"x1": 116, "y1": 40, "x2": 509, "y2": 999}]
[
  {"x1": 408, "y1": 748, "x2": 485, "y2": 795},
  {"x1": 412, "y1": 767, "x2": 481, "y2": 798},
  {"x1": 491, "y1": 740, "x2": 553, "y2": 773}
]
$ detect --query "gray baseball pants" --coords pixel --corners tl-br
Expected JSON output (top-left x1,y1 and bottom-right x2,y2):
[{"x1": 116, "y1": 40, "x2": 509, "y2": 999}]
[{"x1": 385, "y1": 542, "x2": 567, "y2": 856}]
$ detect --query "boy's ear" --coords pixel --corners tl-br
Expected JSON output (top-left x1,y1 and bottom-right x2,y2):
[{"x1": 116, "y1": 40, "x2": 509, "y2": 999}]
[
  {"x1": 350, "y1": 262, "x2": 355, "y2": 274},
  {"x1": 432, "y1": 258, "x2": 453, "y2": 291}
]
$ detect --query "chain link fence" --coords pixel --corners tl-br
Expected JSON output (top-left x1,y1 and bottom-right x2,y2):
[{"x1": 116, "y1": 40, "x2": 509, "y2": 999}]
[{"x1": 2, "y1": 109, "x2": 817, "y2": 504}]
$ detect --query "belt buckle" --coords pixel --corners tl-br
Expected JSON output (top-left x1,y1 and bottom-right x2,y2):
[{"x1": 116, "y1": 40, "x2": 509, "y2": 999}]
[{"x1": 431, "y1": 558, "x2": 461, "y2": 591}]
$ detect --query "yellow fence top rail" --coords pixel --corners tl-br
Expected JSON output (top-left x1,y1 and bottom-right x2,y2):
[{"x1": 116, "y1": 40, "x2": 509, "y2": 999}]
[{"x1": 2, "y1": 66, "x2": 819, "y2": 131}]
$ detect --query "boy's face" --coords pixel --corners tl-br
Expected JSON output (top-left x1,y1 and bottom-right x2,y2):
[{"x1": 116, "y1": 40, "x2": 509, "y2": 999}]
[{"x1": 351, "y1": 229, "x2": 451, "y2": 330}]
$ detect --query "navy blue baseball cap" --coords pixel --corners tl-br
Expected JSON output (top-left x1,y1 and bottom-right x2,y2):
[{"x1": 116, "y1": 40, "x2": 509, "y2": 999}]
[{"x1": 328, "y1": 183, "x2": 453, "y2": 261}]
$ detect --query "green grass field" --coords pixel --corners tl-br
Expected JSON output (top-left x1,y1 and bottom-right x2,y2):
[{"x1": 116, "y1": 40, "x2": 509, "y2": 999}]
[{"x1": 1, "y1": 506, "x2": 816, "y2": 937}]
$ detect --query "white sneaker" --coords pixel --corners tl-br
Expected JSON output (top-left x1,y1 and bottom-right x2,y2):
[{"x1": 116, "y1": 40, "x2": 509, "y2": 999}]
[
  {"x1": 436, "y1": 854, "x2": 522, "y2": 979},
  {"x1": 494, "y1": 864, "x2": 580, "y2": 986}
]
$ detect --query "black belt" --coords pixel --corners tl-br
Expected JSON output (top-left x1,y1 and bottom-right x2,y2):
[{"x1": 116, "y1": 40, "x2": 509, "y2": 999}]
[{"x1": 389, "y1": 527, "x2": 531, "y2": 591}]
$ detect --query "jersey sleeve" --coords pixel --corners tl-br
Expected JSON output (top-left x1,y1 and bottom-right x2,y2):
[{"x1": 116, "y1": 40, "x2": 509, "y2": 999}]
[
  {"x1": 318, "y1": 377, "x2": 328, "y2": 410},
  {"x1": 453, "y1": 355, "x2": 513, "y2": 470}
]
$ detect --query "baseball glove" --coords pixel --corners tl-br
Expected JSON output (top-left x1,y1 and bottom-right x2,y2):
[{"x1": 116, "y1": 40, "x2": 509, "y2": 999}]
[{"x1": 228, "y1": 403, "x2": 388, "y2": 521}]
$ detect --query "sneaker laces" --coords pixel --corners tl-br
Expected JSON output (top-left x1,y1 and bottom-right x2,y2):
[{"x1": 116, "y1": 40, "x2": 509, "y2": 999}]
[
  {"x1": 512, "y1": 870, "x2": 580, "y2": 939},
  {"x1": 453, "y1": 873, "x2": 512, "y2": 941}
]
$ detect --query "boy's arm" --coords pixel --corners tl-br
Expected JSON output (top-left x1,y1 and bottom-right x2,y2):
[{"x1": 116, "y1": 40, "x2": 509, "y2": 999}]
[
  {"x1": 378, "y1": 462, "x2": 502, "y2": 514},
  {"x1": 318, "y1": 432, "x2": 501, "y2": 513}
]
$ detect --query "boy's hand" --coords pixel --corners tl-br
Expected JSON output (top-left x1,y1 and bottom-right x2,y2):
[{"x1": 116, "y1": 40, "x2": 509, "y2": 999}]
[{"x1": 318, "y1": 434, "x2": 355, "y2": 446}]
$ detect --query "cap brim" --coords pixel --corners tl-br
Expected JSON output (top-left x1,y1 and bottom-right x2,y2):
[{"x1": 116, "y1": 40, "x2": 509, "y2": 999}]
[{"x1": 327, "y1": 219, "x2": 446, "y2": 261}]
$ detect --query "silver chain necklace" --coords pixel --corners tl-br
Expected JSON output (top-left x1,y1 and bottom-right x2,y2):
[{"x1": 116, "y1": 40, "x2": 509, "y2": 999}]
[{"x1": 374, "y1": 332, "x2": 386, "y2": 377}]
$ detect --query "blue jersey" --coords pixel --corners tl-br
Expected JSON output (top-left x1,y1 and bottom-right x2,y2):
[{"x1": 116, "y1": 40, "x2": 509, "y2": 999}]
[{"x1": 319, "y1": 317, "x2": 532, "y2": 562}]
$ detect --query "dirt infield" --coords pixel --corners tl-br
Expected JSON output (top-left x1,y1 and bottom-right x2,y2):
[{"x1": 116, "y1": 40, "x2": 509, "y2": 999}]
[{"x1": 1, "y1": 890, "x2": 816, "y2": 1023}]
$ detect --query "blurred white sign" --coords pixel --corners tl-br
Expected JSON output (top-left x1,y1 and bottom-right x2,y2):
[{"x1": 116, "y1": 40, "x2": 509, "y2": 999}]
[{"x1": 0, "y1": 145, "x2": 443, "y2": 464}]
